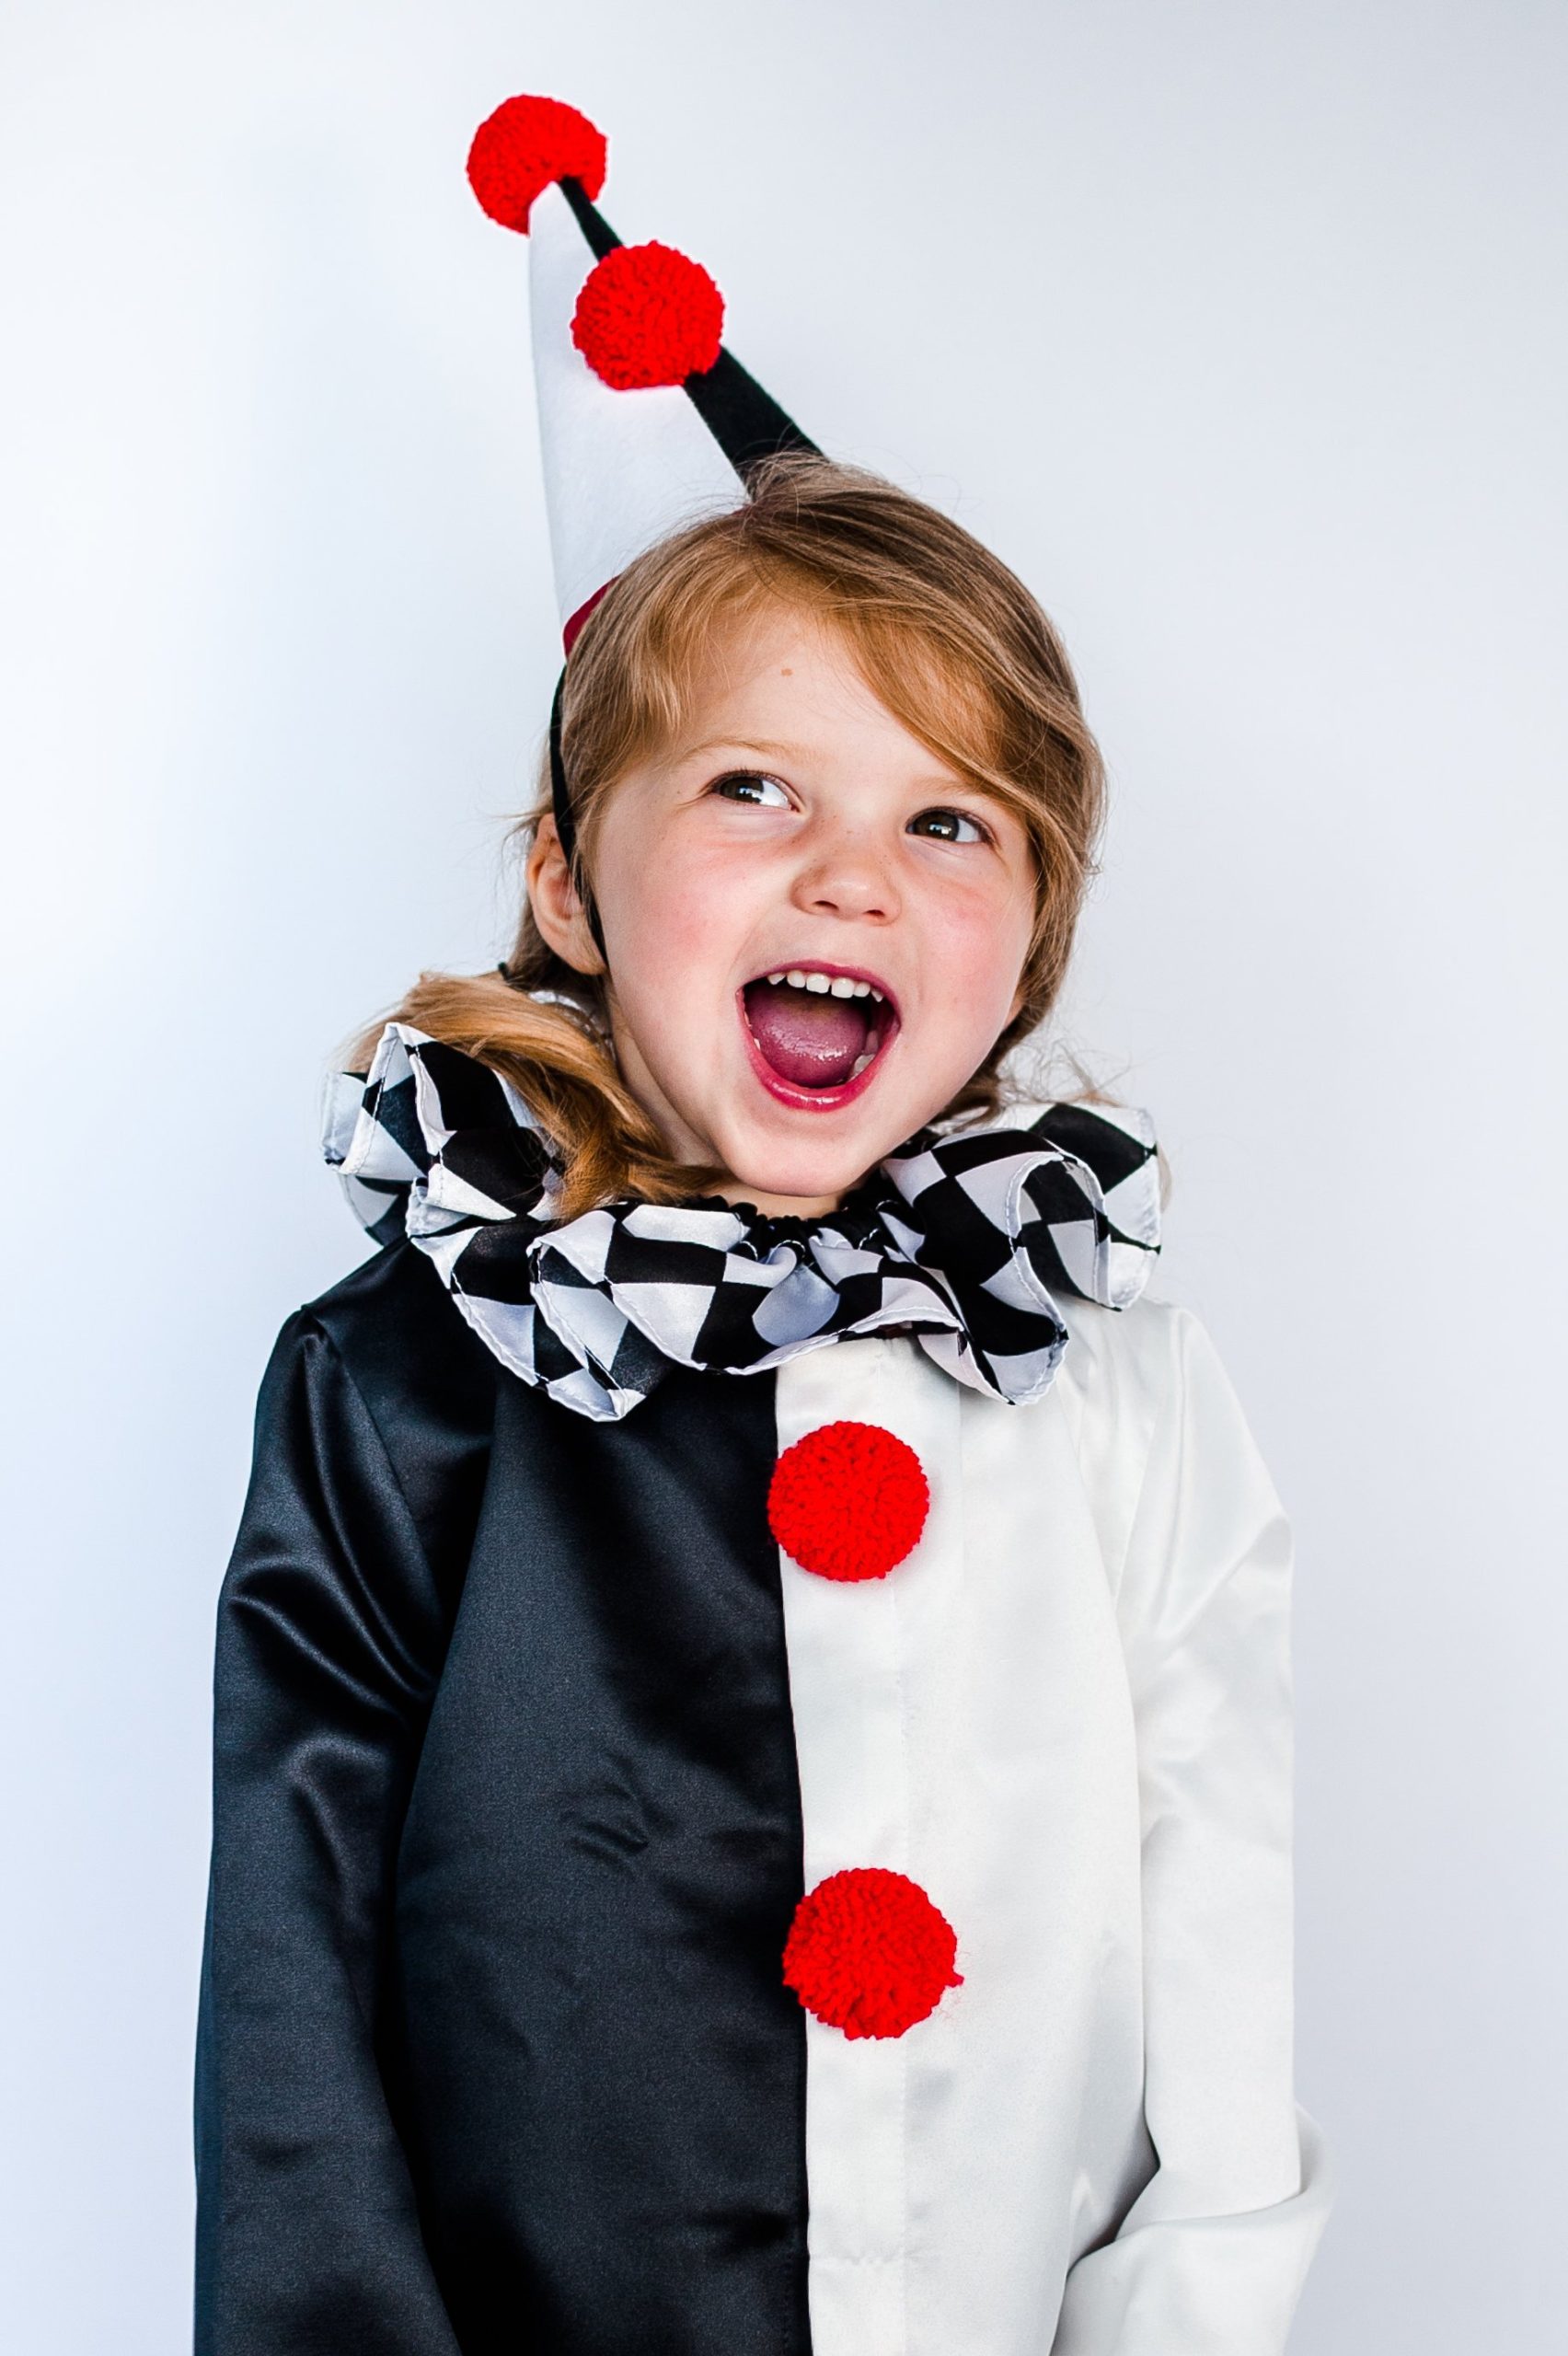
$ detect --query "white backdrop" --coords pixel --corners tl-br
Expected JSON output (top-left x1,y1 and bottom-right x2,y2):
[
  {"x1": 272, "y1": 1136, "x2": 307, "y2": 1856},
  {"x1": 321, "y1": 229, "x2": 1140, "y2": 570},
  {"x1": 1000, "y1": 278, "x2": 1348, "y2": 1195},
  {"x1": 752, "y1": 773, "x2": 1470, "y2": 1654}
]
[{"x1": 2, "y1": 3, "x2": 1563, "y2": 2348}]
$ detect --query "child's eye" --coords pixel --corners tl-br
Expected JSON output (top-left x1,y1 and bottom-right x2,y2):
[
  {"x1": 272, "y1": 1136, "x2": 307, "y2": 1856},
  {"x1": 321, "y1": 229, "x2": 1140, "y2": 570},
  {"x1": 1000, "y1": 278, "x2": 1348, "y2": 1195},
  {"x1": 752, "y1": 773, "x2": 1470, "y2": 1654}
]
[
  {"x1": 910, "y1": 807, "x2": 989, "y2": 845},
  {"x1": 708, "y1": 770, "x2": 792, "y2": 809}
]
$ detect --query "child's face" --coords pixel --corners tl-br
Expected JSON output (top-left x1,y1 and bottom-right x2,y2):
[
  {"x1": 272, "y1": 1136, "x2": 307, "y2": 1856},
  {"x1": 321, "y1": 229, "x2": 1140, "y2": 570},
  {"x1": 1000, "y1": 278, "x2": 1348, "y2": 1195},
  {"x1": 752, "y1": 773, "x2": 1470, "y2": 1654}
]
[{"x1": 536, "y1": 606, "x2": 1036, "y2": 1213}]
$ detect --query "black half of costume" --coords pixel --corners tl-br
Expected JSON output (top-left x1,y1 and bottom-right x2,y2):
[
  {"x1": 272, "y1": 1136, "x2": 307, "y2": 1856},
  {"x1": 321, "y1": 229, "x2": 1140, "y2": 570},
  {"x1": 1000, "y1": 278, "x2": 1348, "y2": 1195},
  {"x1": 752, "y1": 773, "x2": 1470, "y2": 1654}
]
[{"x1": 196, "y1": 1240, "x2": 814, "y2": 2354}]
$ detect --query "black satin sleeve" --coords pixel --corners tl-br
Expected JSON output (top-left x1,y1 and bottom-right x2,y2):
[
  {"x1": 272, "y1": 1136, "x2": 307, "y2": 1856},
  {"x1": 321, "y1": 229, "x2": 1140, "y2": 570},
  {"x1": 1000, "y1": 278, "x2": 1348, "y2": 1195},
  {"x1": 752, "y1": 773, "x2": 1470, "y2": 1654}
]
[{"x1": 194, "y1": 1252, "x2": 494, "y2": 2352}]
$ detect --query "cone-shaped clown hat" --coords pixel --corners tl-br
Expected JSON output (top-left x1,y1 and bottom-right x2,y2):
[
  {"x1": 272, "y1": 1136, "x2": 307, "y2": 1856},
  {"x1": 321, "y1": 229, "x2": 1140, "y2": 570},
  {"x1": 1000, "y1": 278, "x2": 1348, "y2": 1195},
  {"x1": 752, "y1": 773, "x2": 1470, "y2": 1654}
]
[{"x1": 468, "y1": 93, "x2": 818, "y2": 654}]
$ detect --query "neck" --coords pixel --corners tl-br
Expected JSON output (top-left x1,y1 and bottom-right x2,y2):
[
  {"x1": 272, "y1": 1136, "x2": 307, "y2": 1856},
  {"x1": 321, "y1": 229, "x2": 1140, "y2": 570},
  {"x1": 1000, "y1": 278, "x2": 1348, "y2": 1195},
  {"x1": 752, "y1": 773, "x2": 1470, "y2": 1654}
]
[{"x1": 710, "y1": 1179, "x2": 846, "y2": 1218}]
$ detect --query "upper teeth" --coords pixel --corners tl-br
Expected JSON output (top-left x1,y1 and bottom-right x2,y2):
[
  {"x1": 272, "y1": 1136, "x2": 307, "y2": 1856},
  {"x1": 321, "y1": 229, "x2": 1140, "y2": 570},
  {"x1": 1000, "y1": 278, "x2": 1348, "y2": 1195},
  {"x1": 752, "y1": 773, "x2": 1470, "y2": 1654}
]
[{"x1": 766, "y1": 969, "x2": 883, "y2": 1001}]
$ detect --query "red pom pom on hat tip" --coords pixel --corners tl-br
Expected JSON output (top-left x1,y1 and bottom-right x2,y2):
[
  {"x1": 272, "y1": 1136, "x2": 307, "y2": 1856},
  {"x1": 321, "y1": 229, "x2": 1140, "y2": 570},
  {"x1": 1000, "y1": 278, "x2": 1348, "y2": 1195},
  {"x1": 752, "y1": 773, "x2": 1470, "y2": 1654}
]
[
  {"x1": 467, "y1": 93, "x2": 607, "y2": 234},
  {"x1": 467, "y1": 96, "x2": 727, "y2": 397}
]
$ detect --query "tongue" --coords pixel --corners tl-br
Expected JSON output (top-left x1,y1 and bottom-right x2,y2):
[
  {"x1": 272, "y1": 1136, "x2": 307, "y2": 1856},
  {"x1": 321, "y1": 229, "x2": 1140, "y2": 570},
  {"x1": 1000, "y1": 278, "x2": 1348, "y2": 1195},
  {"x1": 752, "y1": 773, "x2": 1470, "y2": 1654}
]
[{"x1": 744, "y1": 979, "x2": 870, "y2": 1088}]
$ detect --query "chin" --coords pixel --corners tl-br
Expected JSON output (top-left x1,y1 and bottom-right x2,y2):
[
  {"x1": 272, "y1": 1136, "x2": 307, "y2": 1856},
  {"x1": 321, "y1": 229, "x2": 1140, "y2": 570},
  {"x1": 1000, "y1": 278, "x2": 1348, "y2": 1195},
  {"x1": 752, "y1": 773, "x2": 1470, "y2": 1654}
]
[
  {"x1": 724, "y1": 1146, "x2": 875, "y2": 1206},
  {"x1": 718, "y1": 1097, "x2": 929, "y2": 1207}
]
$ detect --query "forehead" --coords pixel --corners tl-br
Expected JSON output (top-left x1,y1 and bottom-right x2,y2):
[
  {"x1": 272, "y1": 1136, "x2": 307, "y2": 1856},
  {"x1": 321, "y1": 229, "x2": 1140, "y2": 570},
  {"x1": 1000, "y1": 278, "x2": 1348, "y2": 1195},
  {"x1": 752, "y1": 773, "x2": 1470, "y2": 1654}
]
[{"x1": 667, "y1": 605, "x2": 959, "y2": 773}]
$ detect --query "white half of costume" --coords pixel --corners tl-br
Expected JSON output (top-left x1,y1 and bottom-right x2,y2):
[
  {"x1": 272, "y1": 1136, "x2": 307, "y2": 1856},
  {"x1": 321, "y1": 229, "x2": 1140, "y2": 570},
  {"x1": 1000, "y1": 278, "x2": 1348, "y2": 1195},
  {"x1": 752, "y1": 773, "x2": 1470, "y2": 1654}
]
[{"x1": 776, "y1": 1300, "x2": 1332, "y2": 2355}]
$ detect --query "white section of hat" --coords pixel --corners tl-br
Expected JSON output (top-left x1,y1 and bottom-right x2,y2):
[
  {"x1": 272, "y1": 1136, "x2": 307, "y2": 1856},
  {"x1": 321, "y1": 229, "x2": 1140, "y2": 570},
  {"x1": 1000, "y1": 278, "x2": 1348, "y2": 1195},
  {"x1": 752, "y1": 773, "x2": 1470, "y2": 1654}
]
[{"x1": 528, "y1": 179, "x2": 748, "y2": 631}]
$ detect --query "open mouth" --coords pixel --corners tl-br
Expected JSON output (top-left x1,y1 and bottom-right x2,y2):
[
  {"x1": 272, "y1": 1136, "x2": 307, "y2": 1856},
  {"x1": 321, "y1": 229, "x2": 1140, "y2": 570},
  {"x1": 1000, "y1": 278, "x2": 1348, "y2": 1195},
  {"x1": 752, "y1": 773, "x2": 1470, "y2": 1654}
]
[{"x1": 739, "y1": 964, "x2": 899, "y2": 1108}]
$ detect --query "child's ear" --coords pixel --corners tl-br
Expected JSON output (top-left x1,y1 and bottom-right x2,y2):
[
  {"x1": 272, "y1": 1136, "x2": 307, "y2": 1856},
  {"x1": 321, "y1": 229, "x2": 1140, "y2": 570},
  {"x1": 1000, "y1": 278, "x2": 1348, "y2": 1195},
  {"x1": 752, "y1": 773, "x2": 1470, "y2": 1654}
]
[{"x1": 525, "y1": 815, "x2": 605, "y2": 977}]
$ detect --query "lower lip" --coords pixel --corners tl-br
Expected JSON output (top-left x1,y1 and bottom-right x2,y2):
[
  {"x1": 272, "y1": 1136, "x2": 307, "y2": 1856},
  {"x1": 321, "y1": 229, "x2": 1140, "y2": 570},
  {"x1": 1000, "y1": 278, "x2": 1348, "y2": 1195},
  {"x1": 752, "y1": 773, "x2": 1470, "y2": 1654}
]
[{"x1": 736, "y1": 988, "x2": 899, "y2": 1114}]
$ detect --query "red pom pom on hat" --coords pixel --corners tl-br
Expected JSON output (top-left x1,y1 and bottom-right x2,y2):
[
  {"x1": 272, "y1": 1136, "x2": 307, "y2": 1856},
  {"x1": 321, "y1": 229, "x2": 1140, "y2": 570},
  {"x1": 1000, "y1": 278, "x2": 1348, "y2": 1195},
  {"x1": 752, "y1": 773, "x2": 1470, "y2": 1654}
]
[
  {"x1": 767, "y1": 1421, "x2": 929, "y2": 1583},
  {"x1": 467, "y1": 94, "x2": 607, "y2": 233},
  {"x1": 784, "y1": 1867, "x2": 963, "y2": 2039},
  {"x1": 571, "y1": 242, "x2": 724, "y2": 390}
]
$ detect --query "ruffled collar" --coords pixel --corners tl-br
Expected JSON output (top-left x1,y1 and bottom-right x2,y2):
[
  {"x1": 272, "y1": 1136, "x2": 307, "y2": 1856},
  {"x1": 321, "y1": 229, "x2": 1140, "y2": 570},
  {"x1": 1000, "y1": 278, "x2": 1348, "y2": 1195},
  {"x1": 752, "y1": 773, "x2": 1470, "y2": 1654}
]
[{"x1": 322, "y1": 1019, "x2": 1161, "y2": 1424}]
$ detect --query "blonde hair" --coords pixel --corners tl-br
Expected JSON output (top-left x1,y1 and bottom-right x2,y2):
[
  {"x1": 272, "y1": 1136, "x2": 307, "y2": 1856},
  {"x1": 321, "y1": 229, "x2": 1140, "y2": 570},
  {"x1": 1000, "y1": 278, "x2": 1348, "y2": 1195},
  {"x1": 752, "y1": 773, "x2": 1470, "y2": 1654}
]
[{"x1": 352, "y1": 455, "x2": 1106, "y2": 1218}]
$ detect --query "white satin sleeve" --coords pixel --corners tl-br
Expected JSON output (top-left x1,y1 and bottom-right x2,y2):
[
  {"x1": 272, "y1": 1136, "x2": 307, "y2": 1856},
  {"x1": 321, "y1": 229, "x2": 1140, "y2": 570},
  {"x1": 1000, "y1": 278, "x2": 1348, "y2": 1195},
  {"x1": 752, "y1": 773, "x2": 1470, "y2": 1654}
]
[{"x1": 1052, "y1": 1306, "x2": 1334, "y2": 2354}]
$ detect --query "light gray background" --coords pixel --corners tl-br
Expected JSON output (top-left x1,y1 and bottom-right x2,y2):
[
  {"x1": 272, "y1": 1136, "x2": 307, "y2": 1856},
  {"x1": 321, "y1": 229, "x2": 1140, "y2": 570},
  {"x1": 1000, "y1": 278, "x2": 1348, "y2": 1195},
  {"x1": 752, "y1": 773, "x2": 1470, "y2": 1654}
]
[{"x1": 2, "y1": 3, "x2": 1562, "y2": 2348}]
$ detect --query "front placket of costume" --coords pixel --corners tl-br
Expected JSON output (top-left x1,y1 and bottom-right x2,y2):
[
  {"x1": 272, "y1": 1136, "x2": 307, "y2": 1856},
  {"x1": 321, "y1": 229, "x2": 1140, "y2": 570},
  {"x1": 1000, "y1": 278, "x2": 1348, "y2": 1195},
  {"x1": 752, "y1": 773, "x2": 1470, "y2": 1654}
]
[{"x1": 770, "y1": 1341, "x2": 964, "y2": 2348}]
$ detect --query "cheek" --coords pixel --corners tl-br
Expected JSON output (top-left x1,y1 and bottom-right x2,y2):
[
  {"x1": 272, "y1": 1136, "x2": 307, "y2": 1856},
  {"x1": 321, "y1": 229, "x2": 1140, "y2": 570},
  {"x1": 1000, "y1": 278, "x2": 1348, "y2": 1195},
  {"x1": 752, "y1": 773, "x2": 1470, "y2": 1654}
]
[
  {"x1": 924, "y1": 883, "x2": 1034, "y2": 1031},
  {"x1": 596, "y1": 830, "x2": 755, "y2": 1013}
]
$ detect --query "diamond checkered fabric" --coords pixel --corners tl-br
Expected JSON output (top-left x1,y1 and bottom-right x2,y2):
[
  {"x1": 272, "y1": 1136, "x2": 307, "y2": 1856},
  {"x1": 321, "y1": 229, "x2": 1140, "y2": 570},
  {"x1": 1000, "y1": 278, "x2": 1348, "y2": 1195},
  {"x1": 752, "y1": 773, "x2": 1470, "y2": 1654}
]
[{"x1": 322, "y1": 1021, "x2": 1161, "y2": 1424}]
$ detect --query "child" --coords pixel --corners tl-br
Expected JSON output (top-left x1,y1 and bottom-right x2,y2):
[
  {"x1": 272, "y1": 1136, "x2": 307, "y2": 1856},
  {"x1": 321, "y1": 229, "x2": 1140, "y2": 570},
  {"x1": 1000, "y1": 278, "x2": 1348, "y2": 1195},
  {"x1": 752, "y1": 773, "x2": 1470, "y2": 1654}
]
[{"x1": 195, "y1": 95, "x2": 1332, "y2": 2355}]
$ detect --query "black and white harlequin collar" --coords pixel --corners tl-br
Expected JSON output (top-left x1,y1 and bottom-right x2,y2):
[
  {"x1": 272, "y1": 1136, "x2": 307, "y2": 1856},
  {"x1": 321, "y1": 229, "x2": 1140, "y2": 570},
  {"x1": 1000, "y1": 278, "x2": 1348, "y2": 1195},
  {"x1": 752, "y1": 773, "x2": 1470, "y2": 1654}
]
[{"x1": 322, "y1": 1019, "x2": 1161, "y2": 1424}]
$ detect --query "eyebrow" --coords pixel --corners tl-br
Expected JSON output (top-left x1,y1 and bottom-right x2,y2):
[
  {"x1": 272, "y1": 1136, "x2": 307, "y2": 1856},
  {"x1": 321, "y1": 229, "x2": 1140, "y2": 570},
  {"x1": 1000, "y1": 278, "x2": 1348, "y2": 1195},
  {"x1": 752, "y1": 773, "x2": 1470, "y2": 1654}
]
[
  {"x1": 674, "y1": 735, "x2": 804, "y2": 764},
  {"x1": 674, "y1": 735, "x2": 991, "y2": 796}
]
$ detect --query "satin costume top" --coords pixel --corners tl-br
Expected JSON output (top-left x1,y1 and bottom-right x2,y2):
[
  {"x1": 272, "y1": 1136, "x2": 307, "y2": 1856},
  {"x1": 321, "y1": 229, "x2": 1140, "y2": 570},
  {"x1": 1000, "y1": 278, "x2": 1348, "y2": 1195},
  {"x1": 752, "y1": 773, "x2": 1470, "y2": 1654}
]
[{"x1": 195, "y1": 1021, "x2": 1333, "y2": 2354}]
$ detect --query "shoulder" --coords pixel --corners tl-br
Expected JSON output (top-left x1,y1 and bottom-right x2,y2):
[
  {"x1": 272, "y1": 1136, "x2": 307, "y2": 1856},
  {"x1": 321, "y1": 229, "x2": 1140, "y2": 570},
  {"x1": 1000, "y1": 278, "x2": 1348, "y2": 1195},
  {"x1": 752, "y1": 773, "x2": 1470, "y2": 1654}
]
[
  {"x1": 298, "y1": 1237, "x2": 500, "y2": 1432},
  {"x1": 279, "y1": 1241, "x2": 502, "y2": 1579},
  {"x1": 1053, "y1": 1286, "x2": 1200, "y2": 1450},
  {"x1": 1049, "y1": 1289, "x2": 1268, "y2": 1584}
]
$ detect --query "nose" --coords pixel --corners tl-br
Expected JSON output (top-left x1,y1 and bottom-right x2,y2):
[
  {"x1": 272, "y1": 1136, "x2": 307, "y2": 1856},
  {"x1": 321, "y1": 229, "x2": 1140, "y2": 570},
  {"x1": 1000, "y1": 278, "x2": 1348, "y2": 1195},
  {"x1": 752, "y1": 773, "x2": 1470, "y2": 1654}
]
[{"x1": 788, "y1": 819, "x2": 901, "y2": 925}]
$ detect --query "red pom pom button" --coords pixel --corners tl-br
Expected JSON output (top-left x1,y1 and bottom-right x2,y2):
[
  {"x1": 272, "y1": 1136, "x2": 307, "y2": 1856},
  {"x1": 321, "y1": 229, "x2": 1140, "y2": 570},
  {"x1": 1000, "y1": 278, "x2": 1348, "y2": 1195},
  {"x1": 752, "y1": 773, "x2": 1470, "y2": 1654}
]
[
  {"x1": 784, "y1": 1867, "x2": 963, "y2": 2039},
  {"x1": 571, "y1": 242, "x2": 724, "y2": 390},
  {"x1": 467, "y1": 94, "x2": 607, "y2": 233},
  {"x1": 767, "y1": 1420, "x2": 929, "y2": 1583}
]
